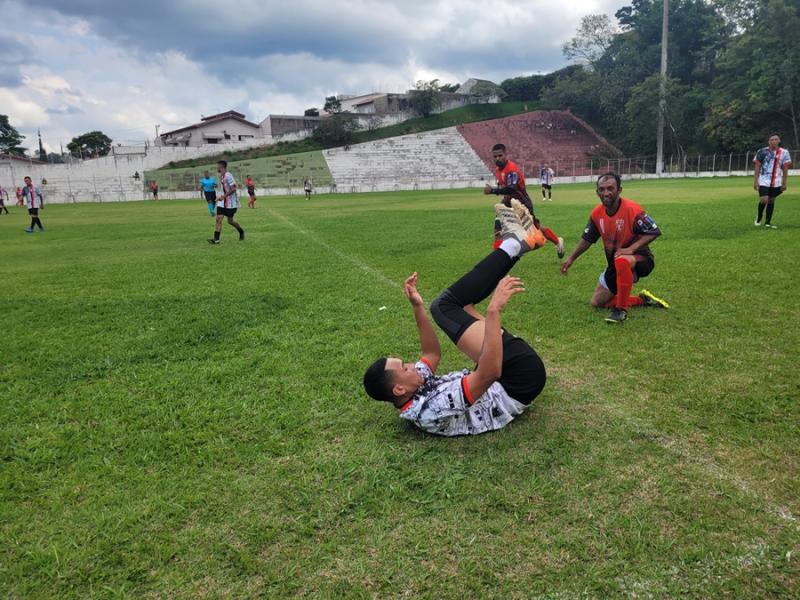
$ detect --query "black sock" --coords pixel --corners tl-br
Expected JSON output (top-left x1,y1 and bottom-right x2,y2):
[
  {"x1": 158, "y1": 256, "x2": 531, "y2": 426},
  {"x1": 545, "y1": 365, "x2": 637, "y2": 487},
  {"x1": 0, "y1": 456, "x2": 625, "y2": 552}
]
[
  {"x1": 766, "y1": 202, "x2": 775, "y2": 224},
  {"x1": 35, "y1": 218, "x2": 43, "y2": 229},
  {"x1": 233, "y1": 224, "x2": 244, "y2": 239},
  {"x1": 30, "y1": 218, "x2": 36, "y2": 228},
  {"x1": 214, "y1": 230, "x2": 220, "y2": 241},
  {"x1": 448, "y1": 250, "x2": 517, "y2": 306},
  {"x1": 757, "y1": 202, "x2": 765, "y2": 222},
  {"x1": 541, "y1": 190, "x2": 546, "y2": 199}
]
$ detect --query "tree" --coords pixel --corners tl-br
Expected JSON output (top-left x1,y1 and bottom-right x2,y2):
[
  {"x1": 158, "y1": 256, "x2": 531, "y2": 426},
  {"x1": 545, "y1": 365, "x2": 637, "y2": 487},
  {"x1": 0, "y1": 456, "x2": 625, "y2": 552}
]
[
  {"x1": 562, "y1": 14, "x2": 618, "y2": 67},
  {"x1": 312, "y1": 114, "x2": 357, "y2": 147},
  {"x1": 0, "y1": 114, "x2": 26, "y2": 155},
  {"x1": 323, "y1": 96, "x2": 342, "y2": 114},
  {"x1": 67, "y1": 131, "x2": 112, "y2": 158},
  {"x1": 409, "y1": 79, "x2": 443, "y2": 118},
  {"x1": 439, "y1": 83, "x2": 460, "y2": 93},
  {"x1": 304, "y1": 108, "x2": 320, "y2": 117}
]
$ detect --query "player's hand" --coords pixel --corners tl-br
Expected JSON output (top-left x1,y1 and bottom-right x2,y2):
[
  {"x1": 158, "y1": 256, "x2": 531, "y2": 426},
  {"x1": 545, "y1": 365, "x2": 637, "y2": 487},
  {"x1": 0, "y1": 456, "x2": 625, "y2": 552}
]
[
  {"x1": 614, "y1": 247, "x2": 634, "y2": 257},
  {"x1": 782, "y1": 184, "x2": 787, "y2": 192},
  {"x1": 560, "y1": 258, "x2": 573, "y2": 275},
  {"x1": 403, "y1": 272, "x2": 424, "y2": 307},
  {"x1": 753, "y1": 182, "x2": 759, "y2": 191},
  {"x1": 483, "y1": 184, "x2": 493, "y2": 195},
  {"x1": 488, "y1": 276, "x2": 525, "y2": 312}
]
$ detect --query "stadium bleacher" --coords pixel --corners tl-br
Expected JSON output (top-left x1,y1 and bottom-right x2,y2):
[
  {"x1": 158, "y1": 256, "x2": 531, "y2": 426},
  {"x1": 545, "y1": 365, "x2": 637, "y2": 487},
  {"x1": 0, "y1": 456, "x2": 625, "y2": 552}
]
[
  {"x1": 324, "y1": 127, "x2": 492, "y2": 192},
  {"x1": 458, "y1": 110, "x2": 621, "y2": 180}
]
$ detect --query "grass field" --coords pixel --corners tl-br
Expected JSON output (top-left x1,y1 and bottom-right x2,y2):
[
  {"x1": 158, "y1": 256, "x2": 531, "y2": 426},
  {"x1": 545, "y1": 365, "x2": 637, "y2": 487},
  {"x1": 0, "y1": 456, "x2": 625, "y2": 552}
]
[
  {"x1": 145, "y1": 150, "x2": 333, "y2": 192},
  {"x1": 1, "y1": 178, "x2": 798, "y2": 598}
]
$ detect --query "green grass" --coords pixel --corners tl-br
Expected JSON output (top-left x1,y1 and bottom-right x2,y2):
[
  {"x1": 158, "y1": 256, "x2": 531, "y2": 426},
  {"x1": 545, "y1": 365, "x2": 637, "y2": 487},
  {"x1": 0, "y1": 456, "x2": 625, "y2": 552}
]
[
  {"x1": 163, "y1": 101, "x2": 536, "y2": 170},
  {"x1": 144, "y1": 150, "x2": 332, "y2": 192},
  {"x1": 1, "y1": 178, "x2": 798, "y2": 598}
]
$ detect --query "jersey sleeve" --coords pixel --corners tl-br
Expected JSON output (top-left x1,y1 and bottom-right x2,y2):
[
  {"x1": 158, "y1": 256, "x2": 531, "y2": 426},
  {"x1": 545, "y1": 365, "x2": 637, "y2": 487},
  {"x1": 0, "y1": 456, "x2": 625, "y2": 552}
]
[
  {"x1": 581, "y1": 217, "x2": 601, "y2": 244},
  {"x1": 632, "y1": 211, "x2": 661, "y2": 237},
  {"x1": 414, "y1": 359, "x2": 434, "y2": 383},
  {"x1": 754, "y1": 148, "x2": 767, "y2": 163},
  {"x1": 782, "y1": 150, "x2": 792, "y2": 166}
]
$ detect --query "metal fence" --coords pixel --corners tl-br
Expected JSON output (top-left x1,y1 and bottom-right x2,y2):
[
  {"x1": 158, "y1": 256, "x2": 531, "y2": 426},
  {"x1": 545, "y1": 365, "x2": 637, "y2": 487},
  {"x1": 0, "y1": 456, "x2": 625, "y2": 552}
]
[{"x1": 518, "y1": 151, "x2": 791, "y2": 181}]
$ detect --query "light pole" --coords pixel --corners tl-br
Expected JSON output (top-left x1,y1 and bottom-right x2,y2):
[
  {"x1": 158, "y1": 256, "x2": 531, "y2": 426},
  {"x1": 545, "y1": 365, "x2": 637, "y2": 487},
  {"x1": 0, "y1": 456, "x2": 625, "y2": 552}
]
[{"x1": 656, "y1": 0, "x2": 669, "y2": 176}]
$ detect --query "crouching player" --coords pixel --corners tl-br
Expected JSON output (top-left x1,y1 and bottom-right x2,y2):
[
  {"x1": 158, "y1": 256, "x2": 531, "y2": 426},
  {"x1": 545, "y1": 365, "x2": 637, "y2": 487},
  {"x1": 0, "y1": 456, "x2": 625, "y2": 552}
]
[
  {"x1": 560, "y1": 172, "x2": 669, "y2": 324},
  {"x1": 363, "y1": 202, "x2": 547, "y2": 436}
]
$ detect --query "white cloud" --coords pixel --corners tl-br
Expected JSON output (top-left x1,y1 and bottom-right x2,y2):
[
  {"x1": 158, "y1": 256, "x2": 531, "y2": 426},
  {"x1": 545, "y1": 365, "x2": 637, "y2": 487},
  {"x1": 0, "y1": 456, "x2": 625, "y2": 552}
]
[{"x1": 1, "y1": 0, "x2": 626, "y2": 149}]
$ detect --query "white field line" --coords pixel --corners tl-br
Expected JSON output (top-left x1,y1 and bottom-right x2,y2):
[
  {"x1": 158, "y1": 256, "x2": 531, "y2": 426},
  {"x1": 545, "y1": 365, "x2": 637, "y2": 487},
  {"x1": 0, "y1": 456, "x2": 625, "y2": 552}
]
[
  {"x1": 266, "y1": 208, "x2": 401, "y2": 290},
  {"x1": 271, "y1": 206, "x2": 798, "y2": 532}
]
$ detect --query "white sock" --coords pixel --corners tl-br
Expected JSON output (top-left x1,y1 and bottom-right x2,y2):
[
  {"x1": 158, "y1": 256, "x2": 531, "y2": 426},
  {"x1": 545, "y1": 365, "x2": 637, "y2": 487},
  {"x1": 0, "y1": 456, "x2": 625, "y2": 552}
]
[{"x1": 499, "y1": 238, "x2": 521, "y2": 258}]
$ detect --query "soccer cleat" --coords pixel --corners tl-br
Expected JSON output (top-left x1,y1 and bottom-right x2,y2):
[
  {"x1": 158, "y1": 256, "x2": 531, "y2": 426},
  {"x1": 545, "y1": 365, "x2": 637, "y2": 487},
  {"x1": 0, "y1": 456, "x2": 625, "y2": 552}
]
[
  {"x1": 765, "y1": 223, "x2": 777, "y2": 229},
  {"x1": 495, "y1": 204, "x2": 542, "y2": 253},
  {"x1": 639, "y1": 289, "x2": 670, "y2": 309},
  {"x1": 239, "y1": 232, "x2": 245, "y2": 241},
  {"x1": 605, "y1": 308, "x2": 627, "y2": 324},
  {"x1": 754, "y1": 220, "x2": 762, "y2": 226},
  {"x1": 207, "y1": 238, "x2": 220, "y2": 245},
  {"x1": 509, "y1": 200, "x2": 546, "y2": 249},
  {"x1": 24, "y1": 227, "x2": 33, "y2": 233},
  {"x1": 556, "y1": 237, "x2": 565, "y2": 259}
]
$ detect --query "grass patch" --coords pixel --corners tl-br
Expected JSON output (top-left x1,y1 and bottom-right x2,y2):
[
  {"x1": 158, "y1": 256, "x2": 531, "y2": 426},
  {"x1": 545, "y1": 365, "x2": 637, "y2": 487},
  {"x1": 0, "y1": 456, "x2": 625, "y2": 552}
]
[{"x1": 1, "y1": 177, "x2": 798, "y2": 598}]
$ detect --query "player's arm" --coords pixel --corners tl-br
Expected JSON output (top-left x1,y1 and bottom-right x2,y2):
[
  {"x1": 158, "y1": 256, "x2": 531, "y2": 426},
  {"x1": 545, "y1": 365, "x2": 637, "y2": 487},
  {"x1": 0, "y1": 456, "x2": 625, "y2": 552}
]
[
  {"x1": 616, "y1": 234, "x2": 658, "y2": 256},
  {"x1": 561, "y1": 238, "x2": 591, "y2": 274},
  {"x1": 464, "y1": 276, "x2": 524, "y2": 402},
  {"x1": 487, "y1": 171, "x2": 520, "y2": 196},
  {"x1": 403, "y1": 273, "x2": 440, "y2": 372},
  {"x1": 753, "y1": 159, "x2": 761, "y2": 191},
  {"x1": 782, "y1": 159, "x2": 791, "y2": 191},
  {"x1": 562, "y1": 218, "x2": 599, "y2": 274}
]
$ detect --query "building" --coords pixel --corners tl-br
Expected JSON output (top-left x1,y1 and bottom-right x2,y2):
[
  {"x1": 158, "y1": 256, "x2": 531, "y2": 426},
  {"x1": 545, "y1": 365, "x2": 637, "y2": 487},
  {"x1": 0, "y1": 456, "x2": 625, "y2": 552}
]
[
  {"x1": 158, "y1": 110, "x2": 263, "y2": 147},
  {"x1": 260, "y1": 115, "x2": 321, "y2": 138}
]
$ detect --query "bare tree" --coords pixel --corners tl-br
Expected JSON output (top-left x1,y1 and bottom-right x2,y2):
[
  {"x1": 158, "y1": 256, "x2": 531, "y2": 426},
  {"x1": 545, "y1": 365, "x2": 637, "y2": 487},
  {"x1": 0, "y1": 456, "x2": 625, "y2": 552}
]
[{"x1": 562, "y1": 14, "x2": 618, "y2": 67}]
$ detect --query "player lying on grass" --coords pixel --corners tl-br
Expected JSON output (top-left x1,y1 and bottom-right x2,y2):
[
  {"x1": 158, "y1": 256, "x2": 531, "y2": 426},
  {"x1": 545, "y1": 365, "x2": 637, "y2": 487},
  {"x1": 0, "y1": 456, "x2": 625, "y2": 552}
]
[
  {"x1": 560, "y1": 172, "x2": 669, "y2": 324},
  {"x1": 363, "y1": 201, "x2": 547, "y2": 436},
  {"x1": 484, "y1": 143, "x2": 565, "y2": 259}
]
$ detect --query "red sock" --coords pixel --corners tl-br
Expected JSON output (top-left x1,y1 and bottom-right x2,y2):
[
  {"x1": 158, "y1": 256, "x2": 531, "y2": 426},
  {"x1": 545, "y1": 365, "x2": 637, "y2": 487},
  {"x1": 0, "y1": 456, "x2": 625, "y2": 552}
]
[
  {"x1": 542, "y1": 227, "x2": 559, "y2": 245},
  {"x1": 606, "y1": 295, "x2": 644, "y2": 308},
  {"x1": 493, "y1": 239, "x2": 502, "y2": 250},
  {"x1": 614, "y1": 257, "x2": 633, "y2": 310}
]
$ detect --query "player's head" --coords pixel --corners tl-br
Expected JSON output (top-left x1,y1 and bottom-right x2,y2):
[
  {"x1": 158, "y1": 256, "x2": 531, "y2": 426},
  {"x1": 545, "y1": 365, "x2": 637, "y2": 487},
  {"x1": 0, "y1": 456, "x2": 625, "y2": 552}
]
[
  {"x1": 246, "y1": 174, "x2": 251, "y2": 178},
  {"x1": 217, "y1": 160, "x2": 227, "y2": 174},
  {"x1": 596, "y1": 172, "x2": 622, "y2": 208},
  {"x1": 491, "y1": 143, "x2": 507, "y2": 168},
  {"x1": 363, "y1": 356, "x2": 423, "y2": 402},
  {"x1": 203, "y1": 170, "x2": 210, "y2": 177},
  {"x1": 768, "y1": 133, "x2": 780, "y2": 149},
  {"x1": 24, "y1": 176, "x2": 32, "y2": 185}
]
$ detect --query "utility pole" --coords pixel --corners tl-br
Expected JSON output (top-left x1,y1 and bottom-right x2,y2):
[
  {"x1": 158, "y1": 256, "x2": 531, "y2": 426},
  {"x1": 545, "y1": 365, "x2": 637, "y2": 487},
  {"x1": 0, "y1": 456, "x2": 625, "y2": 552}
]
[
  {"x1": 154, "y1": 124, "x2": 160, "y2": 143},
  {"x1": 656, "y1": 0, "x2": 669, "y2": 175}
]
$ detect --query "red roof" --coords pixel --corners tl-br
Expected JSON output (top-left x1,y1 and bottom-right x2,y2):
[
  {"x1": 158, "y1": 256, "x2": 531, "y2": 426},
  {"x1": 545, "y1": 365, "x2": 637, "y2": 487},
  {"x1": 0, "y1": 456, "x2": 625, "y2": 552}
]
[{"x1": 161, "y1": 110, "x2": 260, "y2": 137}]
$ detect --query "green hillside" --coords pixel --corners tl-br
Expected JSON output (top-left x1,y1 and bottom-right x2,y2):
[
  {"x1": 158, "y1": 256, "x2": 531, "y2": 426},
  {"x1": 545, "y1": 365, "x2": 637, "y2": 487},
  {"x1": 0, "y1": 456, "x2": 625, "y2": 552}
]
[
  {"x1": 145, "y1": 150, "x2": 332, "y2": 191},
  {"x1": 161, "y1": 101, "x2": 537, "y2": 170}
]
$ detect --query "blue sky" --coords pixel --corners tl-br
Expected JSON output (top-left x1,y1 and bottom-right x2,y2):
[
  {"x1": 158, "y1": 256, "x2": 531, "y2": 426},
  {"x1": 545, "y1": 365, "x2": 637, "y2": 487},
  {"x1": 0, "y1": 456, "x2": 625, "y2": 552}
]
[{"x1": 0, "y1": 0, "x2": 621, "y2": 151}]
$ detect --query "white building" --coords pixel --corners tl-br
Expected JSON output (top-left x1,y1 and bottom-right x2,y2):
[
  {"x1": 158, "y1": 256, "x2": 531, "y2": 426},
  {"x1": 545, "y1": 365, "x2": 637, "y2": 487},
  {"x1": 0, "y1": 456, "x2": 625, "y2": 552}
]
[{"x1": 158, "y1": 110, "x2": 263, "y2": 147}]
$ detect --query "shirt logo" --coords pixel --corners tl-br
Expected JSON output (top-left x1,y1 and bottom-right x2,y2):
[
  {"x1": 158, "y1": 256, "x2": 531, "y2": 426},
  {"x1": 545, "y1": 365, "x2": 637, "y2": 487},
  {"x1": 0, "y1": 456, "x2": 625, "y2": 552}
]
[{"x1": 616, "y1": 219, "x2": 625, "y2": 232}]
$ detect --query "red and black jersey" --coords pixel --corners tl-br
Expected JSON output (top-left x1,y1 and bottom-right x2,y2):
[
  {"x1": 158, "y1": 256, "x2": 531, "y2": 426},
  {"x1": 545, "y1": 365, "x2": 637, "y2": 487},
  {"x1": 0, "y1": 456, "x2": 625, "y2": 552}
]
[
  {"x1": 582, "y1": 197, "x2": 661, "y2": 265},
  {"x1": 494, "y1": 160, "x2": 533, "y2": 214}
]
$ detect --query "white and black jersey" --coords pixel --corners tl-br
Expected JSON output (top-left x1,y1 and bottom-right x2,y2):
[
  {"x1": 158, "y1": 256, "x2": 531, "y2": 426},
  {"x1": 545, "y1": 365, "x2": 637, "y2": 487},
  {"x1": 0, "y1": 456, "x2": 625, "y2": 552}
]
[{"x1": 398, "y1": 360, "x2": 526, "y2": 437}]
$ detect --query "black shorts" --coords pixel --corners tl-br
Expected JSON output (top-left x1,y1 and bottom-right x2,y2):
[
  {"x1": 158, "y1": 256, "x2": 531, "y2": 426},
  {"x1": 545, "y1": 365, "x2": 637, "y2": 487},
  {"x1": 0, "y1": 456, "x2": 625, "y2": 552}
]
[
  {"x1": 541, "y1": 184, "x2": 552, "y2": 190},
  {"x1": 28, "y1": 208, "x2": 39, "y2": 216},
  {"x1": 430, "y1": 290, "x2": 546, "y2": 405},
  {"x1": 497, "y1": 333, "x2": 547, "y2": 405},
  {"x1": 152, "y1": 191, "x2": 158, "y2": 197},
  {"x1": 758, "y1": 186, "x2": 783, "y2": 199},
  {"x1": 216, "y1": 206, "x2": 237, "y2": 217},
  {"x1": 204, "y1": 191, "x2": 216, "y2": 202},
  {"x1": 602, "y1": 254, "x2": 655, "y2": 294},
  {"x1": 247, "y1": 187, "x2": 256, "y2": 196}
]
